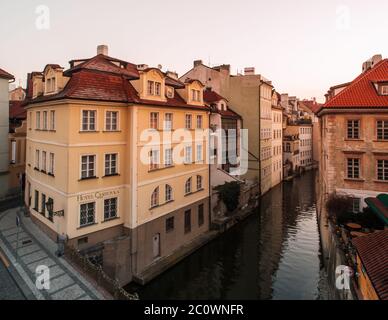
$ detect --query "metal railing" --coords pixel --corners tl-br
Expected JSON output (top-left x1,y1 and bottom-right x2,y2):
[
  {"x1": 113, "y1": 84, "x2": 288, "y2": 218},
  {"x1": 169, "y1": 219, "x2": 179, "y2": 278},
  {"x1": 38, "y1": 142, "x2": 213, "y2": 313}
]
[{"x1": 64, "y1": 244, "x2": 138, "y2": 300}]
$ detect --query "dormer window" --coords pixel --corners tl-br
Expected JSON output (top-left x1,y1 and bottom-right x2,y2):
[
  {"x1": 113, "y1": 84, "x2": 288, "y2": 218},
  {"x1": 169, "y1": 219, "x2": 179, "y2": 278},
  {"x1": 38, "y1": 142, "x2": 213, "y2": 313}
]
[
  {"x1": 45, "y1": 77, "x2": 56, "y2": 93},
  {"x1": 147, "y1": 80, "x2": 161, "y2": 96},
  {"x1": 191, "y1": 89, "x2": 201, "y2": 102},
  {"x1": 381, "y1": 85, "x2": 388, "y2": 95}
]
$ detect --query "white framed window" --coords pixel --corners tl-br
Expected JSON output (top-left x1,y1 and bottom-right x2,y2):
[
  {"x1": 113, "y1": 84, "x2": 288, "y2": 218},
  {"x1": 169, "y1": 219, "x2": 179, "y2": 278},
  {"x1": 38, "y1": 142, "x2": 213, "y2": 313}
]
[
  {"x1": 41, "y1": 151, "x2": 46, "y2": 172},
  {"x1": 155, "y1": 82, "x2": 161, "y2": 96},
  {"x1": 151, "y1": 187, "x2": 159, "y2": 208},
  {"x1": 196, "y1": 115, "x2": 203, "y2": 129},
  {"x1": 35, "y1": 150, "x2": 40, "y2": 169},
  {"x1": 377, "y1": 120, "x2": 388, "y2": 140},
  {"x1": 184, "y1": 146, "x2": 192, "y2": 164},
  {"x1": 82, "y1": 110, "x2": 96, "y2": 131},
  {"x1": 164, "y1": 113, "x2": 173, "y2": 130},
  {"x1": 164, "y1": 148, "x2": 173, "y2": 167},
  {"x1": 377, "y1": 159, "x2": 388, "y2": 181},
  {"x1": 50, "y1": 110, "x2": 55, "y2": 130},
  {"x1": 147, "y1": 81, "x2": 154, "y2": 95},
  {"x1": 43, "y1": 111, "x2": 48, "y2": 130},
  {"x1": 80, "y1": 202, "x2": 95, "y2": 227},
  {"x1": 105, "y1": 153, "x2": 118, "y2": 176},
  {"x1": 185, "y1": 178, "x2": 192, "y2": 195},
  {"x1": 166, "y1": 87, "x2": 174, "y2": 98},
  {"x1": 347, "y1": 158, "x2": 360, "y2": 179},
  {"x1": 150, "y1": 112, "x2": 159, "y2": 130},
  {"x1": 150, "y1": 149, "x2": 160, "y2": 170},
  {"x1": 165, "y1": 184, "x2": 173, "y2": 202},
  {"x1": 81, "y1": 155, "x2": 96, "y2": 179},
  {"x1": 105, "y1": 111, "x2": 118, "y2": 131},
  {"x1": 196, "y1": 175, "x2": 203, "y2": 190},
  {"x1": 104, "y1": 198, "x2": 118, "y2": 220},
  {"x1": 36, "y1": 111, "x2": 41, "y2": 129},
  {"x1": 381, "y1": 85, "x2": 388, "y2": 95},
  {"x1": 196, "y1": 144, "x2": 203, "y2": 162},
  {"x1": 185, "y1": 114, "x2": 192, "y2": 129},
  {"x1": 49, "y1": 153, "x2": 54, "y2": 175}
]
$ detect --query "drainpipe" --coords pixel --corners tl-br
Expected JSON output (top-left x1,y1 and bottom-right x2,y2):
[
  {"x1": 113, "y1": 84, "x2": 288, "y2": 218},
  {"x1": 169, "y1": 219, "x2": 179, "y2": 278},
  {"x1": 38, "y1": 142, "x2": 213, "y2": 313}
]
[
  {"x1": 258, "y1": 80, "x2": 263, "y2": 196},
  {"x1": 208, "y1": 110, "x2": 212, "y2": 230}
]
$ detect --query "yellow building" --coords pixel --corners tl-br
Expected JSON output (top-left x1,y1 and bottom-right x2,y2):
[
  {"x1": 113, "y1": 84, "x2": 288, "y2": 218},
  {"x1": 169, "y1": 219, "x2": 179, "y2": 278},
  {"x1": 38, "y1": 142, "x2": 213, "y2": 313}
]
[
  {"x1": 24, "y1": 46, "x2": 210, "y2": 284},
  {"x1": 271, "y1": 92, "x2": 283, "y2": 187}
]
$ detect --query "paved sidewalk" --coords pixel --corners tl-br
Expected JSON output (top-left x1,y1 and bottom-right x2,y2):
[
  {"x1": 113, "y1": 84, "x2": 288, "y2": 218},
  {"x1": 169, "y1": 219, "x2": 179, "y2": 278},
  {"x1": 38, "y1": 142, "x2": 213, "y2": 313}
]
[{"x1": 0, "y1": 207, "x2": 105, "y2": 300}]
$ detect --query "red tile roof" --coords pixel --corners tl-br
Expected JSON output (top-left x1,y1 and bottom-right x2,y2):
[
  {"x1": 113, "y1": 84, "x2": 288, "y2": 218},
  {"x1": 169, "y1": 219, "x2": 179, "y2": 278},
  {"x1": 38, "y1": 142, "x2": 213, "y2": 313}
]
[
  {"x1": 322, "y1": 59, "x2": 388, "y2": 111},
  {"x1": 352, "y1": 230, "x2": 388, "y2": 300},
  {"x1": 9, "y1": 101, "x2": 26, "y2": 119},
  {"x1": 203, "y1": 90, "x2": 227, "y2": 104},
  {"x1": 300, "y1": 100, "x2": 322, "y2": 113},
  {"x1": 0, "y1": 68, "x2": 14, "y2": 80}
]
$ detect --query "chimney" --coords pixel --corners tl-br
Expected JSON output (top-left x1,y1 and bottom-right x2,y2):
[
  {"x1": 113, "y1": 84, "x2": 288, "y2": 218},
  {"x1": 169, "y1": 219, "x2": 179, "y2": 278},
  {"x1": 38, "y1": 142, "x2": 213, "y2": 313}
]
[
  {"x1": 97, "y1": 45, "x2": 109, "y2": 56},
  {"x1": 194, "y1": 60, "x2": 203, "y2": 67},
  {"x1": 362, "y1": 54, "x2": 382, "y2": 73},
  {"x1": 244, "y1": 67, "x2": 255, "y2": 76}
]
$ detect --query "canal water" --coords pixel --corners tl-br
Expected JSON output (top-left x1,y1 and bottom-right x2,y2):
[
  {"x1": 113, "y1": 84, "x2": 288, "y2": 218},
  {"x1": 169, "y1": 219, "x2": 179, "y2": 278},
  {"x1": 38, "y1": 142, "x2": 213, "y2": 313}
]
[{"x1": 126, "y1": 170, "x2": 329, "y2": 300}]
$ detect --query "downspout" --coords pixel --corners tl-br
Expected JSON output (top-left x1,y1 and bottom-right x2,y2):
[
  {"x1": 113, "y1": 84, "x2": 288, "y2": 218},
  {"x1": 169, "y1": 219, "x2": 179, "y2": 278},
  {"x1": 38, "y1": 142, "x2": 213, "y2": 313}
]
[
  {"x1": 208, "y1": 110, "x2": 212, "y2": 230},
  {"x1": 258, "y1": 80, "x2": 263, "y2": 196}
]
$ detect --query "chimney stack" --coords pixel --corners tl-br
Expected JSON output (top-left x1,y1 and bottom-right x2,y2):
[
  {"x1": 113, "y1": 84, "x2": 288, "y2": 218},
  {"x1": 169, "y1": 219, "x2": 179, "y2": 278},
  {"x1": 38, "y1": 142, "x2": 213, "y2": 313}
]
[
  {"x1": 244, "y1": 67, "x2": 255, "y2": 76},
  {"x1": 194, "y1": 60, "x2": 203, "y2": 67},
  {"x1": 97, "y1": 45, "x2": 109, "y2": 56},
  {"x1": 362, "y1": 54, "x2": 382, "y2": 73}
]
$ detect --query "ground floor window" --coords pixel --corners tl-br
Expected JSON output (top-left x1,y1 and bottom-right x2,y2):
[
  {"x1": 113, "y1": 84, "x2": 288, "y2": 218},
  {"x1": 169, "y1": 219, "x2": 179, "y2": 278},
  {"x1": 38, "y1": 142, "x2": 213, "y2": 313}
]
[
  {"x1": 80, "y1": 202, "x2": 95, "y2": 227},
  {"x1": 184, "y1": 209, "x2": 191, "y2": 234},
  {"x1": 351, "y1": 197, "x2": 361, "y2": 213},
  {"x1": 198, "y1": 204, "x2": 204, "y2": 226},
  {"x1": 104, "y1": 198, "x2": 117, "y2": 221},
  {"x1": 48, "y1": 198, "x2": 54, "y2": 222},
  {"x1": 166, "y1": 217, "x2": 174, "y2": 233}
]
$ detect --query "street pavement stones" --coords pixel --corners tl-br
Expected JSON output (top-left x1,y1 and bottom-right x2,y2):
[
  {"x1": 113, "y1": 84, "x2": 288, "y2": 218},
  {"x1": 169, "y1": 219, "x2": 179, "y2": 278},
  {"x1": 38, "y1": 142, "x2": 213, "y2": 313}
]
[{"x1": 0, "y1": 208, "x2": 105, "y2": 300}]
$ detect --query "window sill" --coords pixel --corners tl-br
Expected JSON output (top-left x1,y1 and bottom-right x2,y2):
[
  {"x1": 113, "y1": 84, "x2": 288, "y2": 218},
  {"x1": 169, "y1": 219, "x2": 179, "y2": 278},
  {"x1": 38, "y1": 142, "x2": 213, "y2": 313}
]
[
  {"x1": 148, "y1": 166, "x2": 175, "y2": 173},
  {"x1": 34, "y1": 167, "x2": 40, "y2": 172},
  {"x1": 103, "y1": 130, "x2": 121, "y2": 133},
  {"x1": 79, "y1": 130, "x2": 99, "y2": 133},
  {"x1": 102, "y1": 217, "x2": 120, "y2": 223},
  {"x1": 374, "y1": 179, "x2": 388, "y2": 184},
  {"x1": 79, "y1": 176, "x2": 98, "y2": 181},
  {"x1": 40, "y1": 170, "x2": 47, "y2": 174},
  {"x1": 77, "y1": 222, "x2": 98, "y2": 230},
  {"x1": 373, "y1": 139, "x2": 388, "y2": 142},
  {"x1": 149, "y1": 200, "x2": 174, "y2": 210},
  {"x1": 344, "y1": 178, "x2": 365, "y2": 182},
  {"x1": 344, "y1": 138, "x2": 363, "y2": 142},
  {"x1": 103, "y1": 173, "x2": 120, "y2": 178},
  {"x1": 48, "y1": 173, "x2": 55, "y2": 177},
  {"x1": 184, "y1": 188, "x2": 204, "y2": 197}
]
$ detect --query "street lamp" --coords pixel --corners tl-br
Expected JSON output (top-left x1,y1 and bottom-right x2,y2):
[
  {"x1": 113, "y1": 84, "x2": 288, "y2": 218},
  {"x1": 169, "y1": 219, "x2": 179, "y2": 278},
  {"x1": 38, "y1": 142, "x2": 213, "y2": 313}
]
[{"x1": 45, "y1": 198, "x2": 65, "y2": 217}]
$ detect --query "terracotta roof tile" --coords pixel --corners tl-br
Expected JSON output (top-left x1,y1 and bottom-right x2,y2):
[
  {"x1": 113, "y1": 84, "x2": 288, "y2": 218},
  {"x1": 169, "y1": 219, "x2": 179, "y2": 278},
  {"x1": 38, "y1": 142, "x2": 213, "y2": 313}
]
[
  {"x1": 352, "y1": 230, "x2": 388, "y2": 300},
  {"x1": 322, "y1": 59, "x2": 388, "y2": 110}
]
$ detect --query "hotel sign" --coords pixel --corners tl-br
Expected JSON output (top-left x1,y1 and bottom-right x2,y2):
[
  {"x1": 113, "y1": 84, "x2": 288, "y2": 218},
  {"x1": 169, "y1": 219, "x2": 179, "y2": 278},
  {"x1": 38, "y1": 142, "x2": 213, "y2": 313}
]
[{"x1": 77, "y1": 190, "x2": 120, "y2": 202}]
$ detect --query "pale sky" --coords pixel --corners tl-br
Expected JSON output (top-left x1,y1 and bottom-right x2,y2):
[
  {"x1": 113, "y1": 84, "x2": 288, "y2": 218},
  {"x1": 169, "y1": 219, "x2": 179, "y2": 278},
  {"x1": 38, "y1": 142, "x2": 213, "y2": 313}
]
[{"x1": 1, "y1": 0, "x2": 387, "y2": 102}]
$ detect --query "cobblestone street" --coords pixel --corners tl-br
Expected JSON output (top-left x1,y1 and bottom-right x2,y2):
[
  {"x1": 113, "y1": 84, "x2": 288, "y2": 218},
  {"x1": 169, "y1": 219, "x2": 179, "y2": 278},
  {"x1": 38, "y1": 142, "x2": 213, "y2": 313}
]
[{"x1": 0, "y1": 208, "x2": 105, "y2": 300}]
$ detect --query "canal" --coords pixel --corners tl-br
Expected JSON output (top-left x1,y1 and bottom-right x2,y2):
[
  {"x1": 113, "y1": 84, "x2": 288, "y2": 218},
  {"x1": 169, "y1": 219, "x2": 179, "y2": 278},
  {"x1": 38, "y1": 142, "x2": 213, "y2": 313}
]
[{"x1": 126, "y1": 170, "x2": 329, "y2": 300}]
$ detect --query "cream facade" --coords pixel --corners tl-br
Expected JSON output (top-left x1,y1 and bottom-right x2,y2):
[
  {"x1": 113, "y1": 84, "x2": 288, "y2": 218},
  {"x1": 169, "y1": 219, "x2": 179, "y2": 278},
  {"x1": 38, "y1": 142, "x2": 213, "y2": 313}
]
[
  {"x1": 181, "y1": 63, "x2": 279, "y2": 195},
  {"x1": 24, "y1": 49, "x2": 210, "y2": 284}
]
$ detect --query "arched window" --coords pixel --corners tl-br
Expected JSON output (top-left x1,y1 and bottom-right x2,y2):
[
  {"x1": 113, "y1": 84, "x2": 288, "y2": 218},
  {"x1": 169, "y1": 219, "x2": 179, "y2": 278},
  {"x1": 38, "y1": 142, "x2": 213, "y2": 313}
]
[
  {"x1": 151, "y1": 187, "x2": 159, "y2": 208},
  {"x1": 196, "y1": 175, "x2": 203, "y2": 190},
  {"x1": 165, "y1": 184, "x2": 173, "y2": 202},
  {"x1": 185, "y1": 178, "x2": 192, "y2": 195}
]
